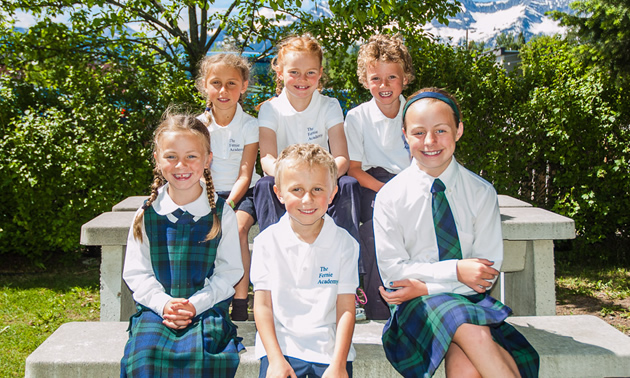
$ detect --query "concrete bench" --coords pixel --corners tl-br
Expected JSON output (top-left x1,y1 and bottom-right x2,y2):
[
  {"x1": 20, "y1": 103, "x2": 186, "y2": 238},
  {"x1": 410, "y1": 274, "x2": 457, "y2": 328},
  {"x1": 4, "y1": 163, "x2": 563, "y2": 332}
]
[
  {"x1": 25, "y1": 316, "x2": 630, "y2": 378},
  {"x1": 81, "y1": 195, "x2": 576, "y2": 322}
]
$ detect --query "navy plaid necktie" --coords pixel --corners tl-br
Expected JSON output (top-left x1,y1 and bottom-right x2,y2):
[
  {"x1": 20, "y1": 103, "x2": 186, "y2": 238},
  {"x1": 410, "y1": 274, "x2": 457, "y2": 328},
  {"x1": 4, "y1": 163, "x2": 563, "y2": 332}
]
[
  {"x1": 172, "y1": 208, "x2": 194, "y2": 225},
  {"x1": 431, "y1": 179, "x2": 462, "y2": 261}
]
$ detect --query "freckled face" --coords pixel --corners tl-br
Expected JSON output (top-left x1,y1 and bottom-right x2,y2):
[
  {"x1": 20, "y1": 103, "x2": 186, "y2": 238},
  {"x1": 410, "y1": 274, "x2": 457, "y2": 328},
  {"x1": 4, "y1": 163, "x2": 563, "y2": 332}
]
[
  {"x1": 403, "y1": 100, "x2": 463, "y2": 177},
  {"x1": 274, "y1": 163, "x2": 337, "y2": 230},
  {"x1": 154, "y1": 131, "x2": 212, "y2": 205},
  {"x1": 277, "y1": 51, "x2": 322, "y2": 105},
  {"x1": 366, "y1": 61, "x2": 407, "y2": 114}
]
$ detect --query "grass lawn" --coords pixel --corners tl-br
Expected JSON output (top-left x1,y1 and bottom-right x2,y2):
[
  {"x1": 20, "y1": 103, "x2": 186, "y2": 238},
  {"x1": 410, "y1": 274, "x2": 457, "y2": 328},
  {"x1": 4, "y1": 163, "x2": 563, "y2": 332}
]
[
  {"x1": 0, "y1": 254, "x2": 628, "y2": 377},
  {"x1": 556, "y1": 262, "x2": 630, "y2": 335},
  {"x1": 0, "y1": 256, "x2": 100, "y2": 378}
]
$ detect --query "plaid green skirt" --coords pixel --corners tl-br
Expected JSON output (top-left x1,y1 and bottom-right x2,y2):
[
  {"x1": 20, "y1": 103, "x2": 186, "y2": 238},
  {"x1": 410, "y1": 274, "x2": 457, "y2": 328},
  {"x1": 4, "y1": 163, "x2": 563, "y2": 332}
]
[
  {"x1": 120, "y1": 298, "x2": 242, "y2": 377},
  {"x1": 382, "y1": 293, "x2": 539, "y2": 378}
]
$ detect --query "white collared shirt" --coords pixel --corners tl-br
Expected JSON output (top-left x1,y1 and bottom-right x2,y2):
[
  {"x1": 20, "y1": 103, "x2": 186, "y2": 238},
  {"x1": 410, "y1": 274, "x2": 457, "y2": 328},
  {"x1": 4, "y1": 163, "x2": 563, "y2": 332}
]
[
  {"x1": 344, "y1": 96, "x2": 411, "y2": 174},
  {"x1": 123, "y1": 181, "x2": 243, "y2": 316},
  {"x1": 250, "y1": 213, "x2": 359, "y2": 364},
  {"x1": 258, "y1": 89, "x2": 345, "y2": 154},
  {"x1": 197, "y1": 104, "x2": 261, "y2": 192},
  {"x1": 374, "y1": 158, "x2": 503, "y2": 295}
]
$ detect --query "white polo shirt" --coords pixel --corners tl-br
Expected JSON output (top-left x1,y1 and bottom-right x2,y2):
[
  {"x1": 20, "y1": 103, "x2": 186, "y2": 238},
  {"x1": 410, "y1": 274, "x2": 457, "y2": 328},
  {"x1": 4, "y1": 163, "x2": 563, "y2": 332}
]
[
  {"x1": 198, "y1": 104, "x2": 261, "y2": 192},
  {"x1": 250, "y1": 213, "x2": 359, "y2": 364},
  {"x1": 258, "y1": 88, "x2": 345, "y2": 154},
  {"x1": 344, "y1": 96, "x2": 411, "y2": 174}
]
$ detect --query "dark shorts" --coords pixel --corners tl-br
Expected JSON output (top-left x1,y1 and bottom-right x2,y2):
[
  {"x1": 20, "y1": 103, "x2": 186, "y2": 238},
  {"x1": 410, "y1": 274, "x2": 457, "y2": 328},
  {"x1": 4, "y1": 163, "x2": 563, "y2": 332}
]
[
  {"x1": 217, "y1": 187, "x2": 256, "y2": 222},
  {"x1": 259, "y1": 355, "x2": 353, "y2": 378}
]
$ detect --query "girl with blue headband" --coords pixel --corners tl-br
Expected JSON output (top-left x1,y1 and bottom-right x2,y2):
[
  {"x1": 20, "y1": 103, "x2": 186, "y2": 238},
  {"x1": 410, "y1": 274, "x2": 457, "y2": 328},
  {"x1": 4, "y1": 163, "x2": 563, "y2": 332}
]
[{"x1": 373, "y1": 88, "x2": 539, "y2": 377}]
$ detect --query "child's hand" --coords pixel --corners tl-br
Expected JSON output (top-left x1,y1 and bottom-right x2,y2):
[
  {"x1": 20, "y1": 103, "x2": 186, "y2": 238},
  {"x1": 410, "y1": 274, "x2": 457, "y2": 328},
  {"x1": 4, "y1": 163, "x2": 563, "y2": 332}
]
[
  {"x1": 456, "y1": 258, "x2": 500, "y2": 293},
  {"x1": 266, "y1": 358, "x2": 297, "y2": 378},
  {"x1": 378, "y1": 279, "x2": 428, "y2": 305},
  {"x1": 322, "y1": 362, "x2": 348, "y2": 378},
  {"x1": 162, "y1": 298, "x2": 196, "y2": 330}
]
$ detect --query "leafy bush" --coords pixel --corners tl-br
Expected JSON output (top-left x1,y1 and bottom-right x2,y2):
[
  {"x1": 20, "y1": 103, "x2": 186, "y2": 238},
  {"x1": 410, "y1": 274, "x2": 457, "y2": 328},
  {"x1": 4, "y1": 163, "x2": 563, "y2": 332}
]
[{"x1": 0, "y1": 57, "x2": 196, "y2": 264}]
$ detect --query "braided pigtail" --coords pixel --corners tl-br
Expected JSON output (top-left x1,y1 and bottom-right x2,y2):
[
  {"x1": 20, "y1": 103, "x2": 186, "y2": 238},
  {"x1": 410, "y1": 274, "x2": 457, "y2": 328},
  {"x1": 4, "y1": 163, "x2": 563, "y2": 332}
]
[
  {"x1": 132, "y1": 168, "x2": 165, "y2": 242},
  {"x1": 204, "y1": 168, "x2": 221, "y2": 241}
]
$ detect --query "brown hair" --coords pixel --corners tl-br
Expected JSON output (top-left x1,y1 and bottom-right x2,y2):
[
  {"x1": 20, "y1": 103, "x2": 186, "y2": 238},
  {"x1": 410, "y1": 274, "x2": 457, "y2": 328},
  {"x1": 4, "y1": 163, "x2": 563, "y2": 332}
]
[
  {"x1": 274, "y1": 143, "x2": 337, "y2": 190},
  {"x1": 195, "y1": 53, "x2": 250, "y2": 116},
  {"x1": 357, "y1": 34, "x2": 415, "y2": 89},
  {"x1": 133, "y1": 112, "x2": 221, "y2": 242},
  {"x1": 271, "y1": 34, "x2": 324, "y2": 95}
]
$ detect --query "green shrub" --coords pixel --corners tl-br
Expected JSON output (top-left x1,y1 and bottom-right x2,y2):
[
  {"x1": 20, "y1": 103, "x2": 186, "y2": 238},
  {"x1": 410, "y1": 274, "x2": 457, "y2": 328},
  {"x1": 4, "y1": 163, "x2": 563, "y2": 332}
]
[{"x1": 0, "y1": 61, "x2": 196, "y2": 264}]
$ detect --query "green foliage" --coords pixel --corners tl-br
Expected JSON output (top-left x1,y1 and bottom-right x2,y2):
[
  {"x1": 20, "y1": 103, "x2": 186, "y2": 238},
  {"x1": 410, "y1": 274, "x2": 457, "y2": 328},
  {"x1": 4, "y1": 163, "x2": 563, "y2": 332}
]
[
  {"x1": 0, "y1": 42, "x2": 195, "y2": 262},
  {"x1": 513, "y1": 36, "x2": 630, "y2": 249},
  {"x1": 551, "y1": 0, "x2": 630, "y2": 76},
  {"x1": 495, "y1": 31, "x2": 526, "y2": 50}
]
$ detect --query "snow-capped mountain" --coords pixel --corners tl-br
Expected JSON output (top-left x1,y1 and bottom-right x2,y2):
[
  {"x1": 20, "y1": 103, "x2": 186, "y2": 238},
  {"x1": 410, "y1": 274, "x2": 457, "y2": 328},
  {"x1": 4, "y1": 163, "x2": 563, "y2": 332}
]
[{"x1": 424, "y1": 0, "x2": 574, "y2": 45}]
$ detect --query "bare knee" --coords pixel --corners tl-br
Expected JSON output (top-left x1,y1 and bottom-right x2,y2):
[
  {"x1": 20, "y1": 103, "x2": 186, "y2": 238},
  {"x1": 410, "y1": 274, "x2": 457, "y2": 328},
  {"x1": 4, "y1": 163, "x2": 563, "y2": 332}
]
[{"x1": 445, "y1": 342, "x2": 481, "y2": 378}]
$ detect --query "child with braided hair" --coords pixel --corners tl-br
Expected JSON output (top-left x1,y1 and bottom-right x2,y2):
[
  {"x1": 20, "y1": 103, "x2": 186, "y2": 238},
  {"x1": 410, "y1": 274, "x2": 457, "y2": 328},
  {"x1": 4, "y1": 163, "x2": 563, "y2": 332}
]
[{"x1": 120, "y1": 112, "x2": 244, "y2": 377}]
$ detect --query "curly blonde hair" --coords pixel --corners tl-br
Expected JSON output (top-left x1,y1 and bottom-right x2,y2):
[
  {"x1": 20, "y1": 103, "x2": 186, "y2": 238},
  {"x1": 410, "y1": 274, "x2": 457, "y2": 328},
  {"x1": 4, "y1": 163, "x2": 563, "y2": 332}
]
[
  {"x1": 133, "y1": 112, "x2": 221, "y2": 242},
  {"x1": 356, "y1": 34, "x2": 415, "y2": 89}
]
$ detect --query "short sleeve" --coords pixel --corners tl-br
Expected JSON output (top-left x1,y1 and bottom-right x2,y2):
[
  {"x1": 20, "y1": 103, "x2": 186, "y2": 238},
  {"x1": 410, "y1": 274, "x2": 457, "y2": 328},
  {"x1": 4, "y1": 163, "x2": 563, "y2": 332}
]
[
  {"x1": 344, "y1": 109, "x2": 364, "y2": 162},
  {"x1": 242, "y1": 116, "x2": 259, "y2": 145},
  {"x1": 324, "y1": 97, "x2": 344, "y2": 130},
  {"x1": 257, "y1": 101, "x2": 278, "y2": 132}
]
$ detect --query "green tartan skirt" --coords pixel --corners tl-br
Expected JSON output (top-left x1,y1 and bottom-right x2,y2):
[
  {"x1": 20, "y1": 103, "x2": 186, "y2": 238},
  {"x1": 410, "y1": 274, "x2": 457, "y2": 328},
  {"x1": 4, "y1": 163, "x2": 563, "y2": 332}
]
[
  {"x1": 382, "y1": 293, "x2": 539, "y2": 378},
  {"x1": 121, "y1": 298, "x2": 242, "y2": 377}
]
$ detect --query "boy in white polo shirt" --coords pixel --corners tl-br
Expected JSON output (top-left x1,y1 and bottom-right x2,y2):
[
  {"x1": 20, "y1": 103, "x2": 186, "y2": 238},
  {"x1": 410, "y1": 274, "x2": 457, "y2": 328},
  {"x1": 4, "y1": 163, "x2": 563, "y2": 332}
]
[
  {"x1": 251, "y1": 143, "x2": 359, "y2": 378},
  {"x1": 344, "y1": 34, "x2": 414, "y2": 320}
]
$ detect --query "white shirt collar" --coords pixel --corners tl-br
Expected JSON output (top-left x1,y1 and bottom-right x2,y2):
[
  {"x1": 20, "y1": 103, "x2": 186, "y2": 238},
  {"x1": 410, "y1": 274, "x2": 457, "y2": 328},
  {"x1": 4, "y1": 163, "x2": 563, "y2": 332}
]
[
  {"x1": 278, "y1": 88, "x2": 322, "y2": 114},
  {"x1": 411, "y1": 156, "x2": 459, "y2": 193},
  {"x1": 205, "y1": 103, "x2": 244, "y2": 131},
  {"x1": 151, "y1": 181, "x2": 213, "y2": 217},
  {"x1": 368, "y1": 95, "x2": 406, "y2": 122},
  {"x1": 278, "y1": 212, "x2": 337, "y2": 248}
]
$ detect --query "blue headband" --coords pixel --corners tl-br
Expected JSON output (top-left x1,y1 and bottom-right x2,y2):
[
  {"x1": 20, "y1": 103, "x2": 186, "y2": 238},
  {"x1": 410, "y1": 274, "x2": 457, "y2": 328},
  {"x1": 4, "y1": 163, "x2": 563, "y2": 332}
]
[{"x1": 402, "y1": 92, "x2": 460, "y2": 125}]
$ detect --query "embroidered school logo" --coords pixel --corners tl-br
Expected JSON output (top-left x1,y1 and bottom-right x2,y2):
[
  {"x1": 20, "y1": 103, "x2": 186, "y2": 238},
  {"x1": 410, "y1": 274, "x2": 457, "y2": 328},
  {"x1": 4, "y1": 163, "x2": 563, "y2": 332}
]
[
  {"x1": 228, "y1": 138, "x2": 243, "y2": 152},
  {"x1": 307, "y1": 127, "x2": 324, "y2": 143},
  {"x1": 317, "y1": 266, "x2": 338, "y2": 285}
]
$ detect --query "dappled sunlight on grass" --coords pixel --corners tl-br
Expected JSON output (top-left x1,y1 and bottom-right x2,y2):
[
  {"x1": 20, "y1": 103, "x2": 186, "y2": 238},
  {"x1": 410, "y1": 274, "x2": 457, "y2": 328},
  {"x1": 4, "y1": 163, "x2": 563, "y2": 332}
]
[
  {"x1": 556, "y1": 264, "x2": 630, "y2": 335},
  {"x1": 0, "y1": 261, "x2": 100, "y2": 377}
]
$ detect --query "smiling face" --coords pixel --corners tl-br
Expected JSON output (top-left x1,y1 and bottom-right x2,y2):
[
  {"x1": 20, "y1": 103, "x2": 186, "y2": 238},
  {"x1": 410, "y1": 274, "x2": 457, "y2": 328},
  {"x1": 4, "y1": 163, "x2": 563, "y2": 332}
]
[
  {"x1": 277, "y1": 51, "x2": 323, "y2": 109},
  {"x1": 403, "y1": 100, "x2": 463, "y2": 177},
  {"x1": 274, "y1": 161, "x2": 337, "y2": 233},
  {"x1": 366, "y1": 61, "x2": 408, "y2": 117},
  {"x1": 204, "y1": 63, "x2": 248, "y2": 116},
  {"x1": 154, "y1": 130, "x2": 212, "y2": 205}
]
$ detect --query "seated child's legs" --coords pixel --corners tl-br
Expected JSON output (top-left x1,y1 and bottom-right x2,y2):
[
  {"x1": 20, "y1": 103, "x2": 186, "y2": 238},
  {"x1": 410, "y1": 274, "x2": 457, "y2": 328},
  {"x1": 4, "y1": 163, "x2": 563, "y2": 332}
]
[
  {"x1": 218, "y1": 189, "x2": 257, "y2": 321},
  {"x1": 253, "y1": 176, "x2": 285, "y2": 231},
  {"x1": 327, "y1": 175, "x2": 360, "y2": 241},
  {"x1": 359, "y1": 167, "x2": 397, "y2": 223},
  {"x1": 259, "y1": 356, "x2": 353, "y2": 378},
  {"x1": 359, "y1": 220, "x2": 390, "y2": 320},
  {"x1": 451, "y1": 323, "x2": 520, "y2": 378},
  {"x1": 233, "y1": 209, "x2": 255, "y2": 320}
]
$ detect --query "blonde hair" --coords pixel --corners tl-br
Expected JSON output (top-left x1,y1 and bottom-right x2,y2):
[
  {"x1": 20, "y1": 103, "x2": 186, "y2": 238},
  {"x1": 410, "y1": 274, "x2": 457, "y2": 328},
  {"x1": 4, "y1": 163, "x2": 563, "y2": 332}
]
[
  {"x1": 195, "y1": 53, "x2": 250, "y2": 114},
  {"x1": 357, "y1": 34, "x2": 415, "y2": 89},
  {"x1": 274, "y1": 144, "x2": 337, "y2": 190},
  {"x1": 133, "y1": 113, "x2": 221, "y2": 242},
  {"x1": 271, "y1": 34, "x2": 324, "y2": 95}
]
